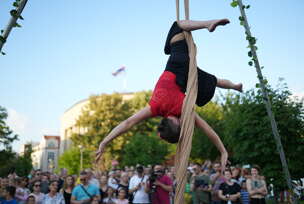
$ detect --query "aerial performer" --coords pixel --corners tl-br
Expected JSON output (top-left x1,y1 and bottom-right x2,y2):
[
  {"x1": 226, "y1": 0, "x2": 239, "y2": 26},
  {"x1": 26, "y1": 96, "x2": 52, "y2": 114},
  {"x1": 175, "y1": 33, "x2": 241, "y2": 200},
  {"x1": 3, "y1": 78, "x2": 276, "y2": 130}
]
[{"x1": 96, "y1": 19, "x2": 243, "y2": 170}]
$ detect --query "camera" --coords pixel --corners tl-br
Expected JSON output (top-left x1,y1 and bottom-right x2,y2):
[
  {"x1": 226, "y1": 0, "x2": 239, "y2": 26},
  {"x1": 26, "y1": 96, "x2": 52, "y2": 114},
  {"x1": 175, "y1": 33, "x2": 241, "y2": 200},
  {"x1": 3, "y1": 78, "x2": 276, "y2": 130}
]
[
  {"x1": 149, "y1": 170, "x2": 163, "y2": 193},
  {"x1": 149, "y1": 173, "x2": 158, "y2": 193},
  {"x1": 194, "y1": 179, "x2": 208, "y2": 189}
]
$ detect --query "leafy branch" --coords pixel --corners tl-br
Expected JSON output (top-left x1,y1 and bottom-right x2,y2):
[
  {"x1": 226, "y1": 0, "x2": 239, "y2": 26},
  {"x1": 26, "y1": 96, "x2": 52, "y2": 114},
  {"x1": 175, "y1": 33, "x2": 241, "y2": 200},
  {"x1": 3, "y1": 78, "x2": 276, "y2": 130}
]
[{"x1": 0, "y1": 0, "x2": 28, "y2": 56}]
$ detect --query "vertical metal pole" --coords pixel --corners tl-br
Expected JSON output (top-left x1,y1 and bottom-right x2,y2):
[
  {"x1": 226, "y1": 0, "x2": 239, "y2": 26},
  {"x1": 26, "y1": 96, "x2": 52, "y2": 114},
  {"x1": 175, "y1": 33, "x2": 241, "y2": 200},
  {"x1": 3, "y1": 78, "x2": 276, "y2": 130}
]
[
  {"x1": 0, "y1": 0, "x2": 28, "y2": 52},
  {"x1": 236, "y1": 0, "x2": 295, "y2": 202}
]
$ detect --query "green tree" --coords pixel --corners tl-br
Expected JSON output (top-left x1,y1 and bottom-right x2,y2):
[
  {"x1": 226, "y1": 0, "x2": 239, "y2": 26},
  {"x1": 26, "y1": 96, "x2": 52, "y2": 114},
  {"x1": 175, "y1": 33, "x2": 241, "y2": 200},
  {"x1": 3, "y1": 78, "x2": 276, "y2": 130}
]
[
  {"x1": 0, "y1": 106, "x2": 25, "y2": 177},
  {"x1": 0, "y1": 144, "x2": 33, "y2": 177},
  {"x1": 58, "y1": 147, "x2": 92, "y2": 175},
  {"x1": 190, "y1": 102, "x2": 225, "y2": 161},
  {"x1": 71, "y1": 93, "x2": 133, "y2": 166},
  {"x1": 222, "y1": 81, "x2": 304, "y2": 188},
  {"x1": 0, "y1": 106, "x2": 18, "y2": 149},
  {"x1": 121, "y1": 133, "x2": 170, "y2": 167},
  {"x1": 128, "y1": 91, "x2": 160, "y2": 135}
]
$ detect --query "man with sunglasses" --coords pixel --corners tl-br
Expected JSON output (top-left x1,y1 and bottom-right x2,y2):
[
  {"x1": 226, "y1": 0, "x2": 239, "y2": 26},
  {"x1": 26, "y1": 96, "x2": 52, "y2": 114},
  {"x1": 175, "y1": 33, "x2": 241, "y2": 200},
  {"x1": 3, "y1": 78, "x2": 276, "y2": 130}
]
[{"x1": 71, "y1": 171, "x2": 100, "y2": 204}]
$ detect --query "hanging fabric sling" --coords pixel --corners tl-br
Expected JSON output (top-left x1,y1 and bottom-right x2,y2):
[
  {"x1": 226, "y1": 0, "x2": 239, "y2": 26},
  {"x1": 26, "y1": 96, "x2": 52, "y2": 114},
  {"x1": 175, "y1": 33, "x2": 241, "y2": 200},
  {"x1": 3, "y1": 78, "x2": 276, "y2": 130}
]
[{"x1": 174, "y1": 0, "x2": 199, "y2": 203}]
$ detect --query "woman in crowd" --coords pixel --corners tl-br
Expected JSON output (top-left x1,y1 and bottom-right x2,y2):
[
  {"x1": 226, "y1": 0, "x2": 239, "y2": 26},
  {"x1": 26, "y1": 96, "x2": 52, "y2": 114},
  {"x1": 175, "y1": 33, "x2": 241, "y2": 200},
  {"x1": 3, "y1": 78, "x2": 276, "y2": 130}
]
[
  {"x1": 29, "y1": 181, "x2": 45, "y2": 204},
  {"x1": 43, "y1": 181, "x2": 65, "y2": 204},
  {"x1": 99, "y1": 175, "x2": 108, "y2": 201},
  {"x1": 102, "y1": 187, "x2": 116, "y2": 204},
  {"x1": 15, "y1": 177, "x2": 30, "y2": 204},
  {"x1": 25, "y1": 195, "x2": 36, "y2": 204},
  {"x1": 218, "y1": 169, "x2": 241, "y2": 204},
  {"x1": 246, "y1": 166, "x2": 267, "y2": 204},
  {"x1": 114, "y1": 188, "x2": 128, "y2": 204},
  {"x1": 60, "y1": 176, "x2": 75, "y2": 204},
  {"x1": 117, "y1": 173, "x2": 129, "y2": 199},
  {"x1": 231, "y1": 167, "x2": 242, "y2": 185}
]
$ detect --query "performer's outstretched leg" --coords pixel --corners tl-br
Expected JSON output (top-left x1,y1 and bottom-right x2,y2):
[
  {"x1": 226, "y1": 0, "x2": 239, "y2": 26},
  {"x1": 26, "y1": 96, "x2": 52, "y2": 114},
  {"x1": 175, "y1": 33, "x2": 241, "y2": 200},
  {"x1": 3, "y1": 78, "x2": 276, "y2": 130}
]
[
  {"x1": 178, "y1": 19, "x2": 230, "y2": 32},
  {"x1": 217, "y1": 79, "x2": 243, "y2": 92}
]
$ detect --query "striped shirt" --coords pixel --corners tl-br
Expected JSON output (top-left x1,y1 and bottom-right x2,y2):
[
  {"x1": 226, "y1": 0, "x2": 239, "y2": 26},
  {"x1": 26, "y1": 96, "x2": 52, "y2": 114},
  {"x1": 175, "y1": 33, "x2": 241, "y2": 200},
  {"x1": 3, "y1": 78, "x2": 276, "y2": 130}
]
[{"x1": 240, "y1": 189, "x2": 250, "y2": 204}]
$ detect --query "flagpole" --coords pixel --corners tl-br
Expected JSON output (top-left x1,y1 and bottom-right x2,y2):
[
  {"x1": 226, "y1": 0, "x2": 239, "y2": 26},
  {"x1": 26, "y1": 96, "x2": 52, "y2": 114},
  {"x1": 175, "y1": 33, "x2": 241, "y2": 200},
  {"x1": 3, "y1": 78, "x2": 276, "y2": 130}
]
[{"x1": 122, "y1": 70, "x2": 127, "y2": 93}]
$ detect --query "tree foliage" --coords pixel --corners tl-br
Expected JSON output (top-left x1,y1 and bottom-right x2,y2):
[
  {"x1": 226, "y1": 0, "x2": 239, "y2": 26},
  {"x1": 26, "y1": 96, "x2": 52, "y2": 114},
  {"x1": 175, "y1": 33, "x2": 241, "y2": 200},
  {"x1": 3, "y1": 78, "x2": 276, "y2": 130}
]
[
  {"x1": 222, "y1": 81, "x2": 304, "y2": 188},
  {"x1": 0, "y1": 144, "x2": 33, "y2": 177},
  {"x1": 71, "y1": 91, "x2": 164, "y2": 169},
  {"x1": 58, "y1": 147, "x2": 92, "y2": 175},
  {"x1": 121, "y1": 133, "x2": 170, "y2": 167},
  {"x1": 190, "y1": 102, "x2": 225, "y2": 161},
  {"x1": 0, "y1": 106, "x2": 18, "y2": 149}
]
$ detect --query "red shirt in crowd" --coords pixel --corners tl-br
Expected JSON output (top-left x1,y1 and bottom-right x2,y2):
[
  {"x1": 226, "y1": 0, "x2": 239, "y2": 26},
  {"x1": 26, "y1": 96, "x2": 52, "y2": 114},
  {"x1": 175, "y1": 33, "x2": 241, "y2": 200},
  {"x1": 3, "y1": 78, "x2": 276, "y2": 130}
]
[
  {"x1": 149, "y1": 71, "x2": 185, "y2": 118},
  {"x1": 154, "y1": 175, "x2": 173, "y2": 204}
]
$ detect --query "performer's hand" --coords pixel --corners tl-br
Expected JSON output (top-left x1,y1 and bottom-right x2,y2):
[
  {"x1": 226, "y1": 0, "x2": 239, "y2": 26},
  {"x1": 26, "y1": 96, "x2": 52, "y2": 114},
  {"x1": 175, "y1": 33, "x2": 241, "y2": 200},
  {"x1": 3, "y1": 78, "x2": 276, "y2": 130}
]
[
  {"x1": 95, "y1": 142, "x2": 106, "y2": 163},
  {"x1": 220, "y1": 151, "x2": 229, "y2": 174}
]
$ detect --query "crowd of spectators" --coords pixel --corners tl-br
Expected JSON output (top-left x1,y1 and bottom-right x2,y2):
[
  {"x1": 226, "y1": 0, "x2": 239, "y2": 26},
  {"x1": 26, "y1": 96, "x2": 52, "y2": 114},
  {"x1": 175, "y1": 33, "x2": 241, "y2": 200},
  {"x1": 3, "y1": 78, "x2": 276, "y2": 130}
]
[{"x1": 0, "y1": 160, "x2": 302, "y2": 204}]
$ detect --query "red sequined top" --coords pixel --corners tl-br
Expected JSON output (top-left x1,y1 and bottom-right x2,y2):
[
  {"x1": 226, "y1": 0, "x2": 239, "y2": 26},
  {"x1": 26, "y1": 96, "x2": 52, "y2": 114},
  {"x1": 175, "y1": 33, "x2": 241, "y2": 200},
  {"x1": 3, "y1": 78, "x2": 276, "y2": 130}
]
[{"x1": 149, "y1": 71, "x2": 185, "y2": 117}]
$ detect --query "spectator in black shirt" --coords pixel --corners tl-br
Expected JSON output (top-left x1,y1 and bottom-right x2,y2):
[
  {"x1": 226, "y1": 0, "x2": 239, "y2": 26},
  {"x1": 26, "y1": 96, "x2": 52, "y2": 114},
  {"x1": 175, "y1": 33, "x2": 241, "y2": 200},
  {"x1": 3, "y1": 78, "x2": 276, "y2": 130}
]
[{"x1": 218, "y1": 169, "x2": 241, "y2": 204}]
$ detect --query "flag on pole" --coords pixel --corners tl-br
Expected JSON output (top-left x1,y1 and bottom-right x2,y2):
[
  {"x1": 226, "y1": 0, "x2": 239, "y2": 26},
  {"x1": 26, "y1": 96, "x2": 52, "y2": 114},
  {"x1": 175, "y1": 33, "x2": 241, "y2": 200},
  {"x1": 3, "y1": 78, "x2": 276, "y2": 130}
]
[{"x1": 112, "y1": 66, "x2": 126, "y2": 76}]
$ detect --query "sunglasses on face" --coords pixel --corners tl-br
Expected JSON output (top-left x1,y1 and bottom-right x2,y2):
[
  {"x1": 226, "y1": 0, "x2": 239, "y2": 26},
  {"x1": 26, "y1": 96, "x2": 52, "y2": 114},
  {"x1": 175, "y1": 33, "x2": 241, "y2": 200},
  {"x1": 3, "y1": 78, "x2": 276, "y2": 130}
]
[{"x1": 34, "y1": 185, "x2": 41, "y2": 187}]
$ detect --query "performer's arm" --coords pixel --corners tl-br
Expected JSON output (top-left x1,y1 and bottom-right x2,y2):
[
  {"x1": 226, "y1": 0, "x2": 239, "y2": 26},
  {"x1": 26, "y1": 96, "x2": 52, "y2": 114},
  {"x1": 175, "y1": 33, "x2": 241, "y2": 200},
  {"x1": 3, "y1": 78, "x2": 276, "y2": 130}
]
[
  {"x1": 194, "y1": 113, "x2": 228, "y2": 170},
  {"x1": 96, "y1": 106, "x2": 152, "y2": 161}
]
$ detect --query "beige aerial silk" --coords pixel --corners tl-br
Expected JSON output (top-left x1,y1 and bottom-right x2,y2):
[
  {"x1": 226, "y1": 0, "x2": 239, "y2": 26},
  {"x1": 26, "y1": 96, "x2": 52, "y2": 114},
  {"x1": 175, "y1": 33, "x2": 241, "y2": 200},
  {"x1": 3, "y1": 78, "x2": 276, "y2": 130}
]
[{"x1": 174, "y1": 0, "x2": 198, "y2": 203}]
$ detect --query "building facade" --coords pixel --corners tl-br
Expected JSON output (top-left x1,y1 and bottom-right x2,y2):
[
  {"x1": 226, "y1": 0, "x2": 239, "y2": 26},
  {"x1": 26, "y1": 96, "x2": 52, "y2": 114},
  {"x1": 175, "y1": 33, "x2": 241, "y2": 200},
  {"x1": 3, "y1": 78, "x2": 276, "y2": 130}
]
[{"x1": 24, "y1": 136, "x2": 60, "y2": 172}]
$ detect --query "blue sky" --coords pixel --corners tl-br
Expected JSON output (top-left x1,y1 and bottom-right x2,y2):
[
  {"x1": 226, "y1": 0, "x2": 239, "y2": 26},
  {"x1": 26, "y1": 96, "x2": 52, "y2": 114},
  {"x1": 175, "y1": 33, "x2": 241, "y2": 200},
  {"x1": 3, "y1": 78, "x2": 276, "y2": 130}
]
[{"x1": 1, "y1": 0, "x2": 303, "y2": 152}]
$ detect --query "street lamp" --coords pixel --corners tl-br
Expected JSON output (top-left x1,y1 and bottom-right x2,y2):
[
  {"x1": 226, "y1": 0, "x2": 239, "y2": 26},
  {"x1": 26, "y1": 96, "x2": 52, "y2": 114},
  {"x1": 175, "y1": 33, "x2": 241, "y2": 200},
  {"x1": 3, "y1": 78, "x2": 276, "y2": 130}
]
[{"x1": 78, "y1": 145, "x2": 83, "y2": 171}]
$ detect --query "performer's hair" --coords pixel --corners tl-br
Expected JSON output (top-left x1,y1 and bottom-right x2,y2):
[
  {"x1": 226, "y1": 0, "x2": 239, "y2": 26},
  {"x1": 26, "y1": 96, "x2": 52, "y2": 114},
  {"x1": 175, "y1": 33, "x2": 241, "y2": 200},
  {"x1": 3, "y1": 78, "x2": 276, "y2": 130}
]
[{"x1": 157, "y1": 118, "x2": 180, "y2": 144}]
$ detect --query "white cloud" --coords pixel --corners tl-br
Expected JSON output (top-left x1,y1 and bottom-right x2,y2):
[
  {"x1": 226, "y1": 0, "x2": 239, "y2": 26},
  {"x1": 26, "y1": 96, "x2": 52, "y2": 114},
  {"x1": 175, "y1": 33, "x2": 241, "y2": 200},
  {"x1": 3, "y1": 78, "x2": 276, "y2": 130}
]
[
  {"x1": 5, "y1": 108, "x2": 60, "y2": 153},
  {"x1": 291, "y1": 92, "x2": 304, "y2": 100},
  {"x1": 6, "y1": 108, "x2": 29, "y2": 136}
]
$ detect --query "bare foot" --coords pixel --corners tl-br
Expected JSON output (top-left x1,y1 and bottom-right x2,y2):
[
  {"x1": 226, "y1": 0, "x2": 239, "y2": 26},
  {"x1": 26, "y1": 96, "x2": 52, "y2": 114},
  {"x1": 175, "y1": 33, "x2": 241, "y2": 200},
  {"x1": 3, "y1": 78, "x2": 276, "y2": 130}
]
[
  {"x1": 208, "y1": 19, "x2": 230, "y2": 32},
  {"x1": 235, "y1": 83, "x2": 243, "y2": 92}
]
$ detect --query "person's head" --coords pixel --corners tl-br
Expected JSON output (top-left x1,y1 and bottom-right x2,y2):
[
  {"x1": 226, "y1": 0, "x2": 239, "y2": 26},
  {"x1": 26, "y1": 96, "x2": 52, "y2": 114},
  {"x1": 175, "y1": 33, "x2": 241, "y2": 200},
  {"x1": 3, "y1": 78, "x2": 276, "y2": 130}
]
[
  {"x1": 49, "y1": 174, "x2": 58, "y2": 181},
  {"x1": 213, "y1": 162, "x2": 221, "y2": 173},
  {"x1": 99, "y1": 175, "x2": 108, "y2": 185},
  {"x1": 63, "y1": 175, "x2": 75, "y2": 189},
  {"x1": 136, "y1": 166, "x2": 144, "y2": 176},
  {"x1": 41, "y1": 175, "x2": 48, "y2": 182},
  {"x1": 33, "y1": 181, "x2": 41, "y2": 193},
  {"x1": 251, "y1": 165, "x2": 261, "y2": 177},
  {"x1": 85, "y1": 169, "x2": 93, "y2": 179},
  {"x1": 106, "y1": 186, "x2": 115, "y2": 197},
  {"x1": 4, "y1": 186, "x2": 16, "y2": 199},
  {"x1": 224, "y1": 169, "x2": 232, "y2": 181},
  {"x1": 153, "y1": 165, "x2": 165, "y2": 177},
  {"x1": 232, "y1": 167, "x2": 241, "y2": 179},
  {"x1": 15, "y1": 177, "x2": 24, "y2": 187},
  {"x1": 157, "y1": 116, "x2": 181, "y2": 144},
  {"x1": 117, "y1": 188, "x2": 127, "y2": 199},
  {"x1": 192, "y1": 164, "x2": 202, "y2": 175},
  {"x1": 241, "y1": 180, "x2": 247, "y2": 190},
  {"x1": 79, "y1": 171, "x2": 88, "y2": 185},
  {"x1": 127, "y1": 169, "x2": 134, "y2": 178},
  {"x1": 90, "y1": 196, "x2": 99, "y2": 204},
  {"x1": 48, "y1": 180, "x2": 58, "y2": 193},
  {"x1": 1, "y1": 178, "x2": 9, "y2": 188},
  {"x1": 120, "y1": 172, "x2": 129, "y2": 184},
  {"x1": 34, "y1": 170, "x2": 42, "y2": 180},
  {"x1": 115, "y1": 169, "x2": 121, "y2": 179},
  {"x1": 202, "y1": 168, "x2": 210, "y2": 175},
  {"x1": 26, "y1": 195, "x2": 35, "y2": 204}
]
